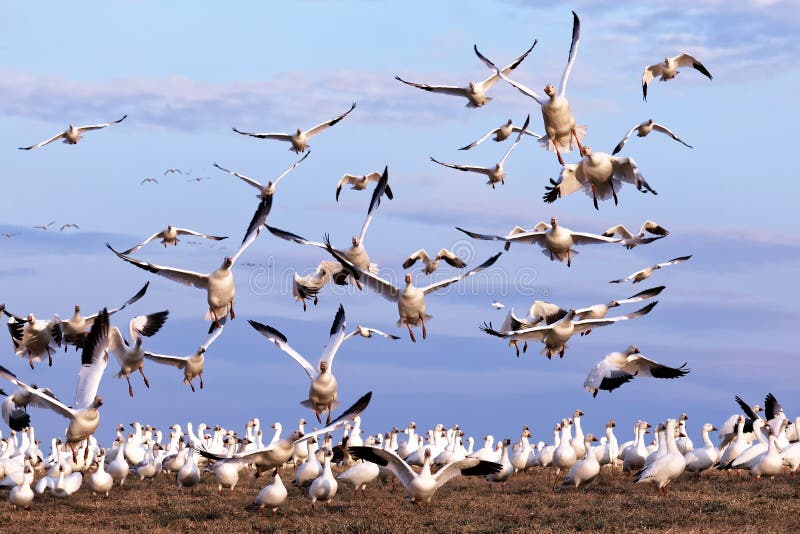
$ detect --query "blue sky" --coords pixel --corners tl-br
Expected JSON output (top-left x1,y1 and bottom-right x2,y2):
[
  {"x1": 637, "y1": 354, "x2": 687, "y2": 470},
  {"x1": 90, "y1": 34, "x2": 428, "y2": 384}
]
[{"x1": 0, "y1": 1, "x2": 798, "y2": 447}]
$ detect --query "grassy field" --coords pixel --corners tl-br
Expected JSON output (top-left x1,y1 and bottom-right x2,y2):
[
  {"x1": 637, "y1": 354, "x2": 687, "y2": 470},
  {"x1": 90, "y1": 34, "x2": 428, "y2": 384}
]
[{"x1": 1, "y1": 464, "x2": 798, "y2": 533}]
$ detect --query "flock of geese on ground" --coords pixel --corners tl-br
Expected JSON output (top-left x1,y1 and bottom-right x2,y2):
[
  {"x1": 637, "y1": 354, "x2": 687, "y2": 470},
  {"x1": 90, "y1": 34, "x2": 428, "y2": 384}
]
[{"x1": 0, "y1": 8, "x2": 758, "y2": 517}]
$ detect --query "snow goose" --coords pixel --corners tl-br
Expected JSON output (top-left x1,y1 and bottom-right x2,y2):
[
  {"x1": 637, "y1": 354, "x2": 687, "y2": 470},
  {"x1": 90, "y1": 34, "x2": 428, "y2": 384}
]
[
  {"x1": 676, "y1": 414, "x2": 694, "y2": 454},
  {"x1": 59, "y1": 223, "x2": 79, "y2": 231},
  {"x1": 634, "y1": 419, "x2": 686, "y2": 491},
  {"x1": 143, "y1": 319, "x2": 226, "y2": 391},
  {"x1": 233, "y1": 102, "x2": 356, "y2": 153},
  {"x1": 486, "y1": 439, "x2": 514, "y2": 483},
  {"x1": 570, "y1": 410, "x2": 586, "y2": 458},
  {"x1": 402, "y1": 248, "x2": 467, "y2": 274},
  {"x1": 498, "y1": 300, "x2": 567, "y2": 356},
  {"x1": 458, "y1": 217, "x2": 619, "y2": 267},
  {"x1": 176, "y1": 446, "x2": 201, "y2": 490},
  {"x1": 780, "y1": 417, "x2": 800, "y2": 472},
  {"x1": 397, "y1": 422, "x2": 418, "y2": 459},
  {"x1": 537, "y1": 424, "x2": 561, "y2": 468},
  {"x1": 574, "y1": 286, "x2": 664, "y2": 327},
  {"x1": 88, "y1": 450, "x2": 113, "y2": 496},
  {"x1": 48, "y1": 464, "x2": 83, "y2": 498},
  {"x1": 119, "y1": 226, "x2": 227, "y2": 255},
  {"x1": 595, "y1": 420, "x2": 619, "y2": 468},
  {"x1": 482, "y1": 303, "x2": 657, "y2": 359},
  {"x1": 395, "y1": 41, "x2": 536, "y2": 108},
  {"x1": 642, "y1": 54, "x2": 712, "y2": 100},
  {"x1": 18, "y1": 115, "x2": 126, "y2": 150},
  {"x1": 509, "y1": 426, "x2": 532, "y2": 472},
  {"x1": 337, "y1": 458, "x2": 380, "y2": 496},
  {"x1": 749, "y1": 422, "x2": 786, "y2": 478},
  {"x1": 610, "y1": 255, "x2": 692, "y2": 284},
  {"x1": 583, "y1": 345, "x2": 689, "y2": 397},
  {"x1": 612, "y1": 120, "x2": 692, "y2": 155},
  {"x1": 459, "y1": 119, "x2": 542, "y2": 150},
  {"x1": 294, "y1": 439, "x2": 322, "y2": 488},
  {"x1": 562, "y1": 434, "x2": 600, "y2": 487},
  {"x1": 309, "y1": 448, "x2": 338, "y2": 507},
  {"x1": 475, "y1": 12, "x2": 584, "y2": 165},
  {"x1": 350, "y1": 446, "x2": 501, "y2": 504},
  {"x1": 106, "y1": 439, "x2": 129, "y2": 487},
  {"x1": 133, "y1": 444, "x2": 162, "y2": 480},
  {"x1": 106, "y1": 195, "x2": 271, "y2": 331},
  {"x1": 552, "y1": 420, "x2": 577, "y2": 477},
  {"x1": 2, "y1": 383, "x2": 59, "y2": 431},
  {"x1": 210, "y1": 438, "x2": 244, "y2": 492},
  {"x1": 292, "y1": 418, "x2": 309, "y2": 464},
  {"x1": 622, "y1": 421, "x2": 650, "y2": 473},
  {"x1": 336, "y1": 170, "x2": 394, "y2": 201},
  {"x1": 544, "y1": 147, "x2": 657, "y2": 210},
  {"x1": 431, "y1": 114, "x2": 531, "y2": 188},
  {"x1": 764, "y1": 393, "x2": 791, "y2": 444},
  {"x1": 213, "y1": 151, "x2": 309, "y2": 200},
  {"x1": 684, "y1": 423, "x2": 719, "y2": 474},
  {"x1": 8, "y1": 463, "x2": 34, "y2": 508},
  {"x1": 602, "y1": 221, "x2": 669, "y2": 249},
  {"x1": 716, "y1": 416, "x2": 750, "y2": 468},
  {"x1": 108, "y1": 311, "x2": 169, "y2": 396},
  {"x1": 0, "y1": 310, "x2": 110, "y2": 460},
  {"x1": 255, "y1": 469, "x2": 288, "y2": 517},
  {"x1": 6, "y1": 313, "x2": 62, "y2": 369}
]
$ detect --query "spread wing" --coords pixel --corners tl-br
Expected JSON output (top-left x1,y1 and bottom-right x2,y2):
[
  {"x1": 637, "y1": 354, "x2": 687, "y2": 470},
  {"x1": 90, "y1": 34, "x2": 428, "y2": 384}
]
[
  {"x1": 0, "y1": 365, "x2": 74, "y2": 419},
  {"x1": 76, "y1": 115, "x2": 127, "y2": 132},
  {"x1": 641, "y1": 63, "x2": 662, "y2": 100},
  {"x1": 348, "y1": 446, "x2": 417, "y2": 488},
  {"x1": 173, "y1": 227, "x2": 227, "y2": 241},
  {"x1": 611, "y1": 125, "x2": 639, "y2": 155},
  {"x1": 232, "y1": 128, "x2": 292, "y2": 141},
  {"x1": 437, "y1": 249, "x2": 467, "y2": 268},
  {"x1": 422, "y1": 253, "x2": 502, "y2": 294},
  {"x1": 128, "y1": 310, "x2": 169, "y2": 342},
  {"x1": 498, "y1": 114, "x2": 530, "y2": 165},
  {"x1": 572, "y1": 302, "x2": 658, "y2": 334},
  {"x1": 584, "y1": 359, "x2": 635, "y2": 396},
  {"x1": 625, "y1": 353, "x2": 689, "y2": 379},
  {"x1": 266, "y1": 225, "x2": 327, "y2": 249},
  {"x1": 402, "y1": 249, "x2": 432, "y2": 270},
  {"x1": 106, "y1": 244, "x2": 209, "y2": 289},
  {"x1": 568, "y1": 231, "x2": 621, "y2": 246},
  {"x1": 558, "y1": 11, "x2": 581, "y2": 97},
  {"x1": 651, "y1": 123, "x2": 692, "y2": 148},
  {"x1": 295, "y1": 391, "x2": 373, "y2": 444},
  {"x1": 272, "y1": 151, "x2": 310, "y2": 189},
  {"x1": 479, "y1": 39, "x2": 538, "y2": 89},
  {"x1": 248, "y1": 320, "x2": 316, "y2": 379},
  {"x1": 320, "y1": 304, "x2": 347, "y2": 368},
  {"x1": 674, "y1": 53, "x2": 712, "y2": 79},
  {"x1": 544, "y1": 166, "x2": 582, "y2": 203},
  {"x1": 615, "y1": 286, "x2": 665, "y2": 305},
  {"x1": 119, "y1": 232, "x2": 164, "y2": 255},
  {"x1": 473, "y1": 45, "x2": 542, "y2": 105},
  {"x1": 19, "y1": 131, "x2": 67, "y2": 150},
  {"x1": 359, "y1": 166, "x2": 391, "y2": 244},
  {"x1": 395, "y1": 76, "x2": 466, "y2": 97},
  {"x1": 305, "y1": 102, "x2": 356, "y2": 137},
  {"x1": 656, "y1": 255, "x2": 692, "y2": 268},
  {"x1": 324, "y1": 236, "x2": 400, "y2": 302},
  {"x1": 231, "y1": 196, "x2": 273, "y2": 264},
  {"x1": 434, "y1": 458, "x2": 502, "y2": 485},
  {"x1": 74, "y1": 308, "x2": 111, "y2": 410},
  {"x1": 212, "y1": 162, "x2": 263, "y2": 190},
  {"x1": 430, "y1": 157, "x2": 490, "y2": 176}
]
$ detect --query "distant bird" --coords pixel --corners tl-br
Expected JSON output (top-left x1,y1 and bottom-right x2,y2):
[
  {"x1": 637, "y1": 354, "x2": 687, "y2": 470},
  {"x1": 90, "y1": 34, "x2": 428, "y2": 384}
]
[
  {"x1": 583, "y1": 345, "x2": 689, "y2": 397},
  {"x1": 120, "y1": 225, "x2": 228, "y2": 255},
  {"x1": 33, "y1": 221, "x2": 55, "y2": 230},
  {"x1": 491, "y1": 301, "x2": 505, "y2": 309},
  {"x1": 336, "y1": 171, "x2": 394, "y2": 201},
  {"x1": 544, "y1": 147, "x2": 657, "y2": 210},
  {"x1": 395, "y1": 41, "x2": 536, "y2": 108},
  {"x1": 163, "y1": 168, "x2": 185, "y2": 175},
  {"x1": 213, "y1": 151, "x2": 309, "y2": 200},
  {"x1": 475, "y1": 12, "x2": 585, "y2": 165},
  {"x1": 140, "y1": 178, "x2": 159, "y2": 185},
  {"x1": 233, "y1": 102, "x2": 356, "y2": 153},
  {"x1": 19, "y1": 115, "x2": 127, "y2": 150},
  {"x1": 602, "y1": 221, "x2": 668, "y2": 249},
  {"x1": 402, "y1": 249, "x2": 467, "y2": 274},
  {"x1": 642, "y1": 54, "x2": 712, "y2": 100},
  {"x1": 108, "y1": 310, "x2": 170, "y2": 397},
  {"x1": 2, "y1": 233, "x2": 17, "y2": 238},
  {"x1": 431, "y1": 114, "x2": 531, "y2": 188},
  {"x1": 186, "y1": 176, "x2": 210, "y2": 183},
  {"x1": 459, "y1": 119, "x2": 542, "y2": 150},
  {"x1": 610, "y1": 255, "x2": 692, "y2": 284},
  {"x1": 612, "y1": 120, "x2": 692, "y2": 155},
  {"x1": 59, "y1": 224, "x2": 79, "y2": 231}
]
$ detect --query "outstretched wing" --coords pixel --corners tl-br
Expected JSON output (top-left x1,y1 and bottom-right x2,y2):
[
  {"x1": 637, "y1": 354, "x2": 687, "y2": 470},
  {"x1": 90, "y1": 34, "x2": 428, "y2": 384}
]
[
  {"x1": 359, "y1": 166, "x2": 391, "y2": 244},
  {"x1": 473, "y1": 45, "x2": 542, "y2": 105},
  {"x1": 320, "y1": 304, "x2": 347, "y2": 368},
  {"x1": 459, "y1": 127, "x2": 501, "y2": 151},
  {"x1": 231, "y1": 128, "x2": 292, "y2": 141},
  {"x1": 674, "y1": 53, "x2": 712, "y2": 79},
  {"x1": 106, "y1": 244, "x2": 209, "y2": 289},
  {"x1": 422, "y1": 253, "x2": 502, "y2": 294},
  {"x1": 615, "y1": 286, "x2": 665, "y2": 305},
  {"x1": 498, "y1": 114, "x2": 530, "y2": 165},
  {"x1": 248, "y1": 320, "x2": 316, "y2": 379},
  {"x1": 76, "y1": 115, "x2": 127, "y2": 132},
  {"x1": 395, "y1": 75, "x2": 466, "y2": 97},
  {"x1": 272, "y1": 151, "x2": 311, "y2": 189},
  {"x1": 611, "y1": 125, "x2": 639, "y2": 155},
  {"x1": 266, "y1": 225, "x2": 327, "y2": 249},
  {"x1": 626, "y1": 354, "x2": 689, "y2": 379},
  {"x1": 19, "y1": 131, "x2": 66, "y2": 150},
  {"x1": 231, "y1": 196, "x2": 273, "y2": 264},
  {"x1": 0, "y1": 365, "x2": 74, "y2": 419},
  {"x1": 305, "y1": 102, "x2": 357, "y2": 137},
  {"x1": 651, "y1": 123, "x2": 692, "y2": 148},
  {"x1": 348, "y1": 446, "x2": 417, "y2": 489},
  {"x1": 430, "y1": 157, "x2": 490, "y2": 176},
  {"x1": 75, "y1": 308, "x2": 111, "y2": 410},
  {"x1": 558, "y1": 11, "x2": 581, "y2": 97},
  {"x1": 212, "y1": 162, "x2": 263, "y2": 190},
  {"x1": 479, "y1": 39, "x2": 538, "y2": 90},
  {"x1": 295, "y1": 391, "x2": 373, "y2": 444}
]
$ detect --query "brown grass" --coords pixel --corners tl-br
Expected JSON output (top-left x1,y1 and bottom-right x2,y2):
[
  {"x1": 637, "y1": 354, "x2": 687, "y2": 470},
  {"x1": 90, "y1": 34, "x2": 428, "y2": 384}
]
[{"x1": 1, "y1": 465, "x2": 798, "y2": 533}]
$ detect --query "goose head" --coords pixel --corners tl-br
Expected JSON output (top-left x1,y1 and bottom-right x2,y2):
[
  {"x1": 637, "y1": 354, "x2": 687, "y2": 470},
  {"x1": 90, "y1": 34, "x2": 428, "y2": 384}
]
[
  {"x1": 222, "y1": 257, "x2": 233, "y2": 269},
  {"x1": 550, "y1": 217, "x2": 558, "y2": 228},
  {"x1": 295, "y1": 128, "x2": 303, "y2": 136},
  {"x1": 319, "y1": 361, "x2": 329, "y2": 373},
  {"x1": 404, "y1": 273, "x2": 413, "y2": 286},
  {"x1": 91, "y1": 396, "x2": 104, "y2": 409},
  {"x1": 74, "y1": 305, "x2": 81, "y2": 313},
  {"x1": 543, "y1": 84, "x2": 556, "y2": 97},
  {"x1": 573, "y1": 409, "x2": 584, "y2": 418},
  {"x1": 27, "y1": 314, "x2": 35, "y2": 324},
  {"x1": 351, "y1": 236, "x2": 360, "y2": 247},
  {"x1": 625, "y1": 345, "x2": 639, "y2": 355},
  {"x1": 468, "y1": 81, "x2": 477, "y2": 92},
  {"x1": 607, "y1": 419, "x2": 616, "y2": 429}
]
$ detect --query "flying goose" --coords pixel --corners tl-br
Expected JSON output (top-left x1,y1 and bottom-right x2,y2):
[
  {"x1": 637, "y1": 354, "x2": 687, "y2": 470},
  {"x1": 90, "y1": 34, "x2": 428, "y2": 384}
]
[
  {"x1": 602, "y1": 221, "x2": 668, "y2": 249},
  {"x1": 343, "y1": 325, "x2": 400, "y2": 341},
  {"x1": 33, "y1": 221, "x2": 55, "y2": 230},
  {"x1": 457, "y1": 217, "x2": 619, "y2": 267},
  {"x1": 394, "y1": 40, "x2": 536, "y2": 108},
  {"x1": 143, "y1": 319, "x2": 226, "y2": 391},
  {"x1": 612, "y1": 120, "x2": 692, "y2": 155},
  {"x1": 120, "y1": 226, "x2": 228, "y2": 255},
  {"x1": 642, "y1": 54, "x2": 712, "y2": 100},
  {"x1": 498, "y1": 300, "x2": 568, "y2": 356},
  {"x1": 610, "y1": 255, "x2": 692, "y2": 284},
  {"x1": 583, "y1": 345, "x2": 689, "y2": 397},
  {"x1": 232, "y1": 102, "x2": 356, "y2": 153},
  {"x1": 544, "y1": 147, "x2": 657, "y2": 210},
  {"x1": 108, "y1": 311, "x2": 169, "y2": 397},
  {"x1": 140, "y1": 178, "x2": 159, "y2": 185},
  {"x1": 59, "y1": 223, "x2": 79, "y2": 231},
  {"x1": 402, "y1": 248, "x2": 467, "y2": 274},
  {"x1": 574, "y1": 286, "x2": 665, "y2": 327},
  {"x1": 213, "y1": 151, "x2": 309, "y2": 200},
  {"x1": 475, "y1": 12, "x2": 585, "y2": 165},
  {"x1": 7, "y1": 314, "x2": 62, "y2": 368},
  {"x1": 19, "y1": 115, "x2": 127, "y2": 150},
  {"x1": 1, "y1": 384, "x2": 58, "y2": 431},
  {"x1": 336, "y1": 171, "x2": 394, "y2": 201},
  {"x1": 431, "y1": 114, "x2": 530, "y2": 188},
  {"x1": 459, "y1": 119, "x2": 542, "y2": 150}
]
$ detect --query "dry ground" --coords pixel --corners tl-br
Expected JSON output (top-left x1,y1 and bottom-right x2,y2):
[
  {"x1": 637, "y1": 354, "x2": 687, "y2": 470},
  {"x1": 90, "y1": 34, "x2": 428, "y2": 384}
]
[{"x1": 0, "y1": 465, "x2": 798, "y2": 533}]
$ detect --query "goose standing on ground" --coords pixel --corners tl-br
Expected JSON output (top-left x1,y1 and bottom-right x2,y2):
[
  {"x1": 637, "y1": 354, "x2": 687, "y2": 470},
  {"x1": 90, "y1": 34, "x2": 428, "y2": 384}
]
[
  {"x1": 684, "y1": 423, "x2": 719, "y2": 474},
  {"x1": 676, "y1": 414, "x2": 693, "y2": 454},
  {"x1": 635, "y1": 419, "x2": 686, "y2": 492},
  {"x1": 107, "y1": 195, "x2": 272, "y2": 331},
  {"x1": 8, "y1": 463, "x2": 34, "y2": 508},
  {"x1": 552, "y1": 420, "x2": 578, "y2": 478},
  {"x1": 402, "y1": 248, "x2": 467, "y2": 274},
  {"x1": 213, "y1": 151, "x2": 309, "y2": 200},
  {"x1": 108, "y1": 311, "x2": 169, "y2": 397},
  {"x1": 89, "y1": 450, "x2": 113, "y2": 496},
  {"x1": 19, "y1": 115, "x2": 126, "y2": 150},
  {"x1": 308, "y1": 448, "x2": 338, "y2": 507},
  {"x1": 583, "y1": 345, "x2": 689, "y2": 397},
  {"x1": 349, "y1": 446, "x2": 501, "y2": 504},
  {"x1": 232, "y1": 102, "x2": 356, "y2": 153},
  {"x1": 749, "y1": 422, "x2": 786, "y2": 479},
  {"x1": 119, "y1": 226, "x2": 227, "y2": 255},
  {"x1": 610, "y1": 255, "x2": 692, "y2": 284},
  {"x1": 7, "y1": 314, "x2": 62, "y2": 369},
  {"x1": 336, "y1": 170, "x2": 394, "y2": 201},
  {"x1": 475, "y1": 12, "x2": 584, "y2": 165},
  {"x1": 255, "y1": 469, "x2": 288, "y2": 517},
  {"x1": 394, "y1": 41, "x2": 536, "y2": 108},
  {"x1": 47, "y1": 465, "x2": 83, "y2": 498},
  {"x1": 0, "y1": 310, "x2": 110, "y2": 460},
  {"x1": 622, "y1": 422, "x2": 651, "y2": 473},
  {"x1": 612, "y1": 119, "x2": 692, "y2": 155},
  {"x1": 143, "y1": 320, "x2": 226, "y2": 391},
  {"x1": 431, "y1": 115, "x2": 531, "y2": 188},
  {"x1": 563, "y1": 434, "x2": 600, "y2": 487},
  {"x1": 458, "y1": 217, "x2": 619, "y2": 267},
  {"x1": 602, "y1": 221, "x2": 669, "y2": 249},
  {"x1": 642, "y1": 54, "x2": 712, "y2": 100},
  {"x1": 176, "y1": 446, "x2": 201, "y2": 490},
  {"x1": 337, "y1": 457, "x2": 380, "y2": 496},
  {"x1": 459, "y1": 118, "x2": 542, "y2": 150}
]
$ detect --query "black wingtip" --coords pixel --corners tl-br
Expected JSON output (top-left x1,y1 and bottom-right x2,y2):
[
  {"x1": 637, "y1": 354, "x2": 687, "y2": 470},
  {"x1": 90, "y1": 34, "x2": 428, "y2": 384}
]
[
  {"x1": 611, "y1": 141, "x2": 623, "y2": 156},
  {"x1": 248, "y1": 319, "x2": 288, "y2": 344},
  {"x1": 330, "y1": 304, "x2": 346, "y2": 337}
]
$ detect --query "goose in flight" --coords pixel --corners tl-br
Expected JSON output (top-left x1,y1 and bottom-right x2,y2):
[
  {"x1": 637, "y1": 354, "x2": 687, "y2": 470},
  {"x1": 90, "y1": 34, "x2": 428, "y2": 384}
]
[
  {"x1": 336, "y1": 171, "x2": 395, "y2": 202},
  {"x1": 394, "y1": 40, "x2": 536, "y2": 108},
  {"x1": 33, "y1": 221, "x2": 55, "y2": 230},
  {"x1": 143, "y1": 318, "x2": 226, "y2": 391},
  {"x1": 583, "y1": 345, "x2": 689, "y2": 397},
  {"x1": 0, "y1": 309, "x2": 110, "y2": 460},
  {"x1": 402, "y1": 248, "x2": 467, "y2": 274},
  {"x1": 348, "y1": 446, "x2": 502, "y2": 504},
  {"x1": 610, "y1": 255, "x2": 692, "y2": 284},
  {"x1": 497, "y1": 300, "x2": 567, "y2": 356},
  {"x1": 642, "y1": 54, "x2": 712, "y2": 101},
  {"x1": 431, "y1": 114, "x2": 530, "y2": 188},
  {"x1": 140, "y1": 178, "x2": 159, "y2": 185},
  {"x1": 481, "y1": 303, "x2": 657, "y2": 359},
  {"x1": 475, "y1": 12, "x2": 585, "y2": 165},
  {"x1": 457, "y1": 217, "x2": 619, "y2": 267},
  {"x1": 164, "y1": 168, "x2": 186, "y2": 175},
  {"x1": 7, "y1": 314, "x2": 62, "y2": 368},
  {"x1": 2, "y1": 383, "x2": 58, "y2": 431},
  {"x1": 344, "y1": 325, "x2": 400, "y2": 341},
  {"x1": 574, "y1": 286, "x2": 665, "y2": 325},
  {"x1": 19, "y1": 115, "x2": 127, "y2": 150},
  {"x1": 459, "y1": 119, "x2": 542, "y2": 150},
  {"x1": 107, "y1": 196, "x2": 272, "y2": 331},
  {"x1": 59, "y1": 224, "x2": 79, "y2": 231},
  {"x1": 108, "y1": 311, "x2": 169, "y2": 397},
  {"x1": 213, "y1": 151, "x2": 309, "y2": 200},
  {"x1": 119, "y1": 225, "x2": 228, "y2": 255},
  {"x1": 602, "y1": 221, "x2": 668, "y2": 249},
  {"x1": 544, "y1": 147, "x2": 657, "y2": 210},
  {"x1": 232, "y1": 102, "x2": 356, "y2": 153},
  {"x1": 612, "y1": 120, "x2": 692, "y2": 155}
]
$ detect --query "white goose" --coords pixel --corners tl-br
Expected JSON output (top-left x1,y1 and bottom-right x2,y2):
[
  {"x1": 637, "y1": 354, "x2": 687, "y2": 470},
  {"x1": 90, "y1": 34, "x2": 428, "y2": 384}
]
[
  {"x1": 622, "y1": 421, "x2": 650, "y2": 473},
  {"x1": 642, "y1": 54, "x2": 712, "y2": 100},
  {"x1": 402, "y1": 248, "x2": 467, "y2": 274},
  {"x1": 108, "y1": 311, "x2": 169, "y2": 396},
  {"x1": 562, "y1": 434, "x2": 600, "y2": 487},
  {"x1": 337, "y1": 459, "x2": 380, "y2": 496},
  {"x1": 143, "y1": 320, "x2": 226, "y2": 391},
  {"x1": 255, "y1": 470, "x2": 288, "y2": 517},
  {"x1": 552, "y1": 420, "x2": 577, "y2": 476},
  {"x1": 612, "y1": 120, "x2": 692, "y2": 155},
  {"x1": 88, "y1": 450, "x2": 113, "y2": 496},
  {"x1": 684, "y1": 423, "x2": 719, "y2": 474},
  {"x1": 308, "y1": 448, "x2": 338, "y2": 507},
  {"x1": 6, "y1": 313, "x2": 62, "y2": 368},
  {"x1": 634, "y1": 419, "x2": 686, "y2": 491},
  {"x1": 233, "y1": 102, "x2": 356, "y2": 153},
  {"x1": 336, "y1": 170, "x2": 394, "y2": 201},
  {"x1": 119, "y1": 226, "x2": 227, "y2": 255},
  {"x1": 602, "y1": 221, "x2": 669, "y2": 249},
  {"x1": 574, "y1": 286, "x2": 664, "y2": 326},
  {"x1": 176, "y1": 446, "x2": 201, "y2": 490},
  {"x1": 18, "y1": 115, "x2": 126, "y2": 150},
  {"x1": 459, "y1": 119, "x2": 542, "y2": 151},
  {"x1": 498, "y1": 300, "x2": 568, "y2": 356},
  {"x1": 213, "y1": 151, "x2": 309, "y2": 200},
  {"x1": 1, "y1": 383, "x2": 59, "y2": 431},
  {"x1": 610, "y1": 255, "x2": 692, "y2": 284},
  {"x1": 8, "y1": 463, "x2": 34, "y2": 508},
  {"x1": 583, "y1": 345, "x2": 689, "y2": 397}
]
